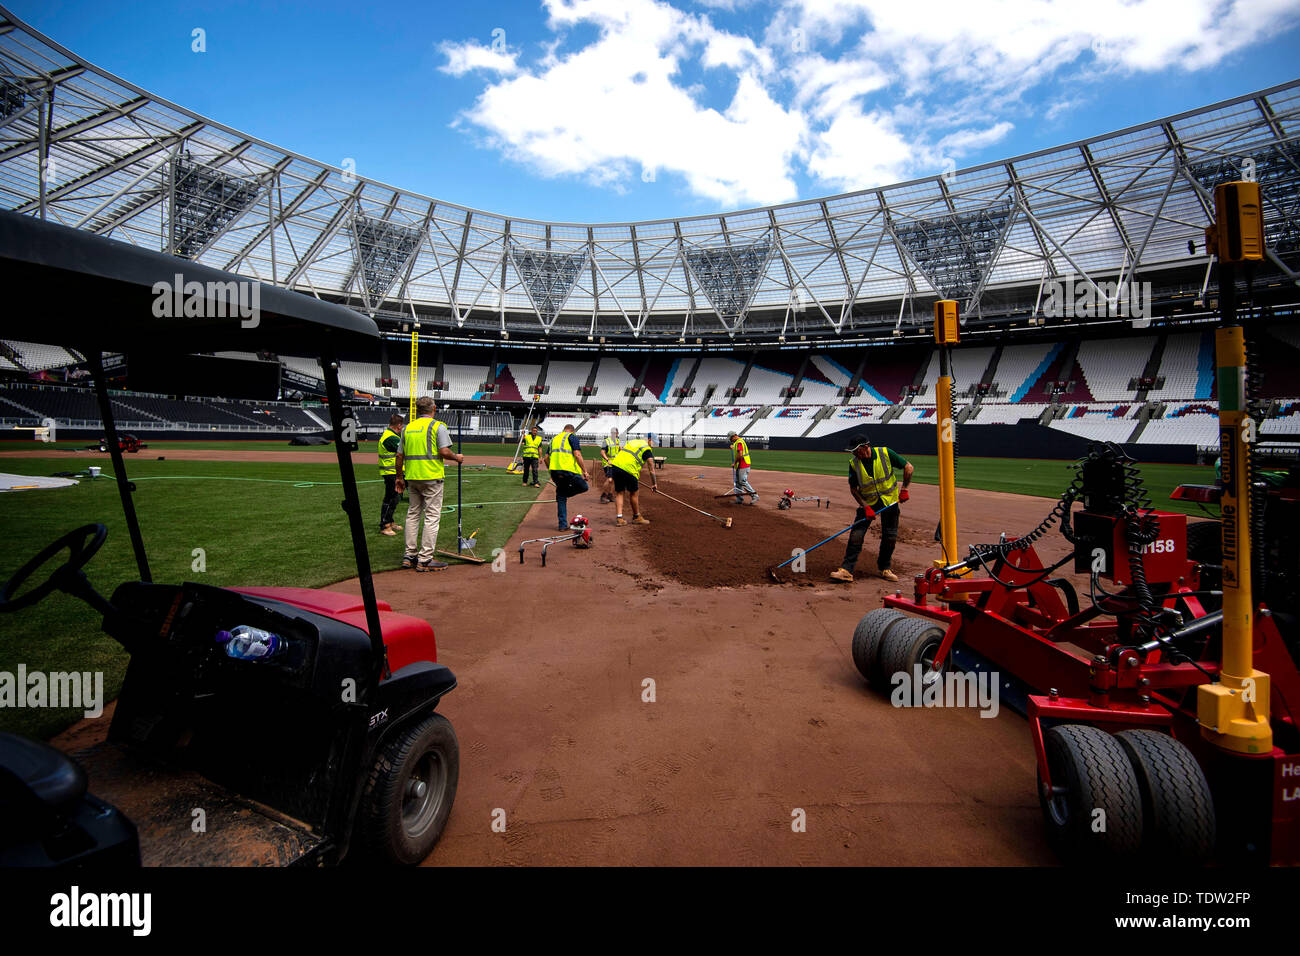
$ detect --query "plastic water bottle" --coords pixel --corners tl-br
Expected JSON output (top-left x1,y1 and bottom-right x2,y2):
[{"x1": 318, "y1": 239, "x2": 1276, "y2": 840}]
[{"x1": 214, "y1": 625, "x2": 283, "y2": 660}]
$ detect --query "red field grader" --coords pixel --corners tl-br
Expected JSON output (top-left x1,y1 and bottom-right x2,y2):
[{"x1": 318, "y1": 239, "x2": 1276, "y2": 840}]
[{"x1": 852, "y1": 182, "x2": 1299, "y2": 865}]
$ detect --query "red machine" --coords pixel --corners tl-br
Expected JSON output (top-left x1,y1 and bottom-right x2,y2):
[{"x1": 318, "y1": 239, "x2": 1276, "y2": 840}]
[{"x1": 851, "y1": 441, "x2": 1299, "y2": 865}]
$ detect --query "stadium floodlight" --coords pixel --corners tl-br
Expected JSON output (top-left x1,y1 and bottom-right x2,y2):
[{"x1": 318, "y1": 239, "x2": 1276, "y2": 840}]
[
  {"x1": 168, "y1": 153, "x2": 262, "y2": 260},
  {"x1": 682, "y1": 231, "x2": 774, "y2": 331},
  {"x1": 893, "y1": 201, "x2": 1014, "y2": 306},
  {"x1": 507, "y1": 238, "x2": 590, "y2": 329},
  {"x1": 347, "y1": 213, "x2": 425, "y2": 313}
]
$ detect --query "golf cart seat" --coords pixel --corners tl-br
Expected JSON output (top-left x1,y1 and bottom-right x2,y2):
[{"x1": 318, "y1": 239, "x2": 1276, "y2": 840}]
[
  {"x1": 230, "y1": 586, "x2": 392, "y2": 616},
  {"x1": 0, "y1": 731, "x2": 86, "y2": 813},
  {"x1": 0, "y1": 732, "x2": 140, "y2": 866}
]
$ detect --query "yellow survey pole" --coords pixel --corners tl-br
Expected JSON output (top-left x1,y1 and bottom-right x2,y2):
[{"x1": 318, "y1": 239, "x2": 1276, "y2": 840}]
[
  {"x1": 934, "y1": 300, "x2": 960, "y2": 570},
  {"x1": 408, "y1": 325, "x2": 419, "y2": 422},
  {"x1": 1197, "y1": 181, "x2": 1271, "y2": 755}
]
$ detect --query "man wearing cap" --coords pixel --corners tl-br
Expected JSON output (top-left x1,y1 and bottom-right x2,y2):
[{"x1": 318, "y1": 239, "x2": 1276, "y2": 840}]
[
  {"x1": 520, "y1": 425, "x2": 543, "y2": 487},
  {"x1": 831, "y1": 432, "x2": 912, "y2": 584},
  {"x1": 727, "y1": 430, "x2": 758, "y2": 505}
]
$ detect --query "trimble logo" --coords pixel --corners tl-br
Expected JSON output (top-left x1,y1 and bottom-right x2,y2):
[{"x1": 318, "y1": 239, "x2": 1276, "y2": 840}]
[{"x1": 1042, "y1": 275, "x2": 1152, "y2": 327}]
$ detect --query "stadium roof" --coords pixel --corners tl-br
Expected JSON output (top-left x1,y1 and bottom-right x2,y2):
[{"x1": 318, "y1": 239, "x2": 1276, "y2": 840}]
[{"x1": 0, "y1": 5, "x2": 1297, "y2": 344}]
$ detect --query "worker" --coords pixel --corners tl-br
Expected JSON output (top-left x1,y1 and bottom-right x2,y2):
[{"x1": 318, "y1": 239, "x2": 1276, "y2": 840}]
[
  {"x1": 394, "y1": 396, "x2": 465, "y2": 572},
  {"x1": 543, "y1": 423, "x2": 589, "y2": 531},
  {"x1": 599, "y1": 427, "x2": 622, "y2": 503},
  {"x1": 727, "y1": 430, "x2": 758, "y2": 505},
  {"x1": 609, "y1": 432, "x2": 658, "y2": 526},
  {"x1": 830, "y1": 431, "x2": 912, "y2": 584},
  {"x1": 520, "y1": 425, "x2": 543, "y2": 487},
  {"x1": 377, "y1": 412, "x2": 405, "y2": 536}
]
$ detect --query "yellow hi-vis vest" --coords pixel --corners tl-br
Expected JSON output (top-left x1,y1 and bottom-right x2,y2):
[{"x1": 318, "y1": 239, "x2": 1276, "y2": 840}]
[
  {"x1": 548, "y1": 432, "x2": 583, "y2": 475},
  {"x1": 850, "y1": 447, "x2": 899, "y2": 508},
  {"x1": 522, "y1": 434, "x2": 543, "y2": 459},
  {"x1": 402, "y1": 417, "x2": 446, "y2": 481},
  {"x1": 611, "y1": 438, "x2": 651, "y2": 477},
  {"x1": 378, "y1": 427, "x2": 399, "y2": 476},
  {"x1": 732, "y1": 436, "x2": 751, "y2": 468},
  {"x1": 602, "y1": 435, "x2": 621, "y2": 462}
]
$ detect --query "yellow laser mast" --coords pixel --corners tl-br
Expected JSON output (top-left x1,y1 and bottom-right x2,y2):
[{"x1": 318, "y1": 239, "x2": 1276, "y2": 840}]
[{"x1": 934, "y1": 300, "x2": 961, "y2": 572}]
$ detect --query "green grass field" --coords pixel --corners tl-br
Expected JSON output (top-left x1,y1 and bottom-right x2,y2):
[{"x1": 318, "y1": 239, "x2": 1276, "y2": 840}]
[{"x1": 0, "y1": 438, "x2": 1213, "y2": 739}]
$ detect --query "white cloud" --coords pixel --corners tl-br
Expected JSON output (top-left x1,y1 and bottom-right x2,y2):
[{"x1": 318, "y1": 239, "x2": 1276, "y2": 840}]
[
  {"x1": 437, "y1": 39, "x2": 520, "y2": 77},
  {"x1": 439, "y1": 0, "x2": 1300, "y2": 207}
]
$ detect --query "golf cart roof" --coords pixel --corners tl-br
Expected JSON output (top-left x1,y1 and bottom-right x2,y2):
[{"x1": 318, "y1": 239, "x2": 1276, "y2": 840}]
[{"x1": 0, "y1": 209, "x2": 377, "y2": 352}]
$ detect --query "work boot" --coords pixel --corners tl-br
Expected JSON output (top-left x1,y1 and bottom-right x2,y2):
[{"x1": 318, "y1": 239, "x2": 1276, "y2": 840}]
[
  {"x1": 616, "y1": 517, "x2": 628, "y2": 527},
  {"x1": 830, "y1": 568, "x2": 853, "y2": 583},
  {"x1": 633, "y1": 516, "x2": 650, "y2": 525},
  {"x1": 879, "y1": 568, "x2": 899, "y2": 583},
  {"x1": 401, "y1": 556, "x2": 417, "y2": 570},
  {"x1": 416, "y1": 560, "x2": 449, "y2": 573}
]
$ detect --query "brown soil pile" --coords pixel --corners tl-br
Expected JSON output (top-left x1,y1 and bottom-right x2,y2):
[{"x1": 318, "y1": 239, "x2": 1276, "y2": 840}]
[{"x1": 632, "y1": 477, "x2": 921, "y2": 587}]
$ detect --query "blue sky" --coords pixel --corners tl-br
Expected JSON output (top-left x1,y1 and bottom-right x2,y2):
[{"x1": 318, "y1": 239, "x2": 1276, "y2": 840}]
[{"x1": 13, "y1": 0, "x2": 1300, "y2": 223}]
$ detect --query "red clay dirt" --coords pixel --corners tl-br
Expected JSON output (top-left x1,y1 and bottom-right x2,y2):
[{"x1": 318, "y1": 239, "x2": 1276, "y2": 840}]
[{"x1": 52, "y1": 449, "x2": 1087, "y2": 866}]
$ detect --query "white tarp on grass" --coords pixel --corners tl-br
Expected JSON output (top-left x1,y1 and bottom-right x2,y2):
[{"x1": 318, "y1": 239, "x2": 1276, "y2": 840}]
[{"x1": 0, "y1": 473, "x2": 79, "y2": 492}]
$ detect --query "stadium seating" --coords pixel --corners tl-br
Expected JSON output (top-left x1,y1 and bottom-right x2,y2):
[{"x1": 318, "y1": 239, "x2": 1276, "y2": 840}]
[
  {"x1": 1147, "y1": 333, "x2": 1213, "y2": 402},
  {"x1": 545, "y1": 361, "x2": 594, "y2": 399},
  {"x1": 590, "y1": 356, "x2": 638, "y2": 402},
  {"x1": 2, "y1": 340, "x2": 82, "y2": 370},
  {"x1": 1074, "y1": 336, "x2": 1153, "y2": 401},
  {"x1": 993, "y1": 343, "x2": 1054, "y2": 401}
]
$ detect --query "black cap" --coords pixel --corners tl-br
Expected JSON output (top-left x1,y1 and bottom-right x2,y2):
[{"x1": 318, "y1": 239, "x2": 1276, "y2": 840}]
[{"x1": 844, "y1": 431, "x2": 872, "y2": 452}]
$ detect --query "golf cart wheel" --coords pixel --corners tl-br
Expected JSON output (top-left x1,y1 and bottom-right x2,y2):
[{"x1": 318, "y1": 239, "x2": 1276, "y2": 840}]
[
  {"x1": 1038, "y1": 724, "x2": 1143, "y2": 864},
  {"x1": 850, "y1": 608, "x2": 906, "y2": 689},
  {"x1": 362, "y1": 712, "x2": 459, "y2": 865},
  {"x1": 1186, "y1": 520, "x2": 1222, "y2": 612},
  {"x1": 877, "y1": 617, "x2": 947, "y2": 692},
  {"x1": 1116, "y1": 730, "x2": 1215, "y2": 864}
]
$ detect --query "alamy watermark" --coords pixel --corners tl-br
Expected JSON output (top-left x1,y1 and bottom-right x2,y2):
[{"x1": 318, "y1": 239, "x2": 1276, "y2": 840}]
[
  {"x1": 1, "y1": 665, "x2": 104, "y2": 718},
  {"x1": 151, "y1": 273, "x2": 260, "y2": 328},
  {"x1": 890, "y1": 664, "x2": 999, "y2": 718},
  {"x1": 1042, "y1": 275, "x2": 1152, "y2": 328}
]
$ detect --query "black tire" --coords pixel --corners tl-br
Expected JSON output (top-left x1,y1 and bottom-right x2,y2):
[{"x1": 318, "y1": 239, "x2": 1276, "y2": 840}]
[
  {"x1": 1038, "y1": 724, "x2": 1143, "y2": 864},
  {"x1": 877, "y1": 617, "x2": 947, "y2": 692},
  {"x1": 850, "y1": 608, "x2": 906, "y2": 689},
  {"x1": 361, "y1": 712, "x2": 459, "y2": 865},
  {"x1": 777, "y1": 498, "x2": 791, "y2": 510},
  {"x1": 1116, "y1": 730, "x2": 1216, "y2": 865},
  {"x1": 1186, "y1": 520, "x2": 1222, "y2": 612}
]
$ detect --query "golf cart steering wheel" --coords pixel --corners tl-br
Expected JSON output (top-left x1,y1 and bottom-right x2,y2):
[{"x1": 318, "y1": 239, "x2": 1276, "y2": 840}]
[{"x1": 0, "y1": 523, "x2": 108, "y2": 613}]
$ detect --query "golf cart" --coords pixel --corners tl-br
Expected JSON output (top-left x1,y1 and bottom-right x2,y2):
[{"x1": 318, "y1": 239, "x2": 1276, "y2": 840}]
[{"x1": 0, "y1": 210, "x2": 459, "y2": 866}]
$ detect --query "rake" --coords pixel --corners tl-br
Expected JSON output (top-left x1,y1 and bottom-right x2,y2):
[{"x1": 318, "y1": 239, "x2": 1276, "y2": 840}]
[
  {"x1": 765, "y1": 500, "x2": 899, "y2": 582},
  {"x1": 653, "y1": 487, "x2": 732, "y2": 528}
]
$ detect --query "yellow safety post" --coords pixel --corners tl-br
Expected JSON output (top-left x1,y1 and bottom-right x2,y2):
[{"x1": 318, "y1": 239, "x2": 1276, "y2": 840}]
[
  {"x1": 408, "y1": 324, "x2": 419, "y2": 422},
  {"x1": 1198, "y1": 181, "x2": 1272, "y2": 755},
  {"x1": 933, "y1": 300, "x2": 961, "y2": 572}
]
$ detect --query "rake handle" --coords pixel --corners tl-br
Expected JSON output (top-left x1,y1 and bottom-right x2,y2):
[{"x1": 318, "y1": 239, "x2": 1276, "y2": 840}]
[{"x1": 653, "y1": 487, "x2": 728, "y2": 524}]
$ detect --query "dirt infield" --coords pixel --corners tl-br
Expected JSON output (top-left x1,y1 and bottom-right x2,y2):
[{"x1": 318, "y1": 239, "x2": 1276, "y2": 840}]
[
  {"x1": 51, "y1": 448, "x2": 1081, "y2": 865},
  {"x1": 634, "y1": 476, "x2": 940, "y2": 587}
]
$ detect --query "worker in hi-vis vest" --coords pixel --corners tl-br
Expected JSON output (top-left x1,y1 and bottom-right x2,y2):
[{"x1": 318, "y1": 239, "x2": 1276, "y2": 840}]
[
  {"x1": 608, "y1": 433, "x2": 658, "y2": 527},
  {"x1": 542, "y1": 424, "x2": 589, "y2": 531},
  {"x1": 377, "y1": 412, "x2": 405, "y2": 536},
  {"x1": 520, "y1": 425, "x2": 543, "y2": 488},
  {"x1": 831, "y1": 431, "x2": 912, "y2": 584},
  {"x1": 394, "y1": 396, "x2": 465, "y2": 572},
  {"x1": 727, "y1": 430, "x2": 759, "y2": 506},
  {"x1": 599, "y1": 427, "x2": 622, "y2": 503}
]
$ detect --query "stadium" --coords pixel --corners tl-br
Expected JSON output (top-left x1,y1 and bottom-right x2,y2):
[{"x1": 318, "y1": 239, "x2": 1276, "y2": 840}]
[{"x1": 0, "y1": 1, "x2": 1297, "y2": 884}]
